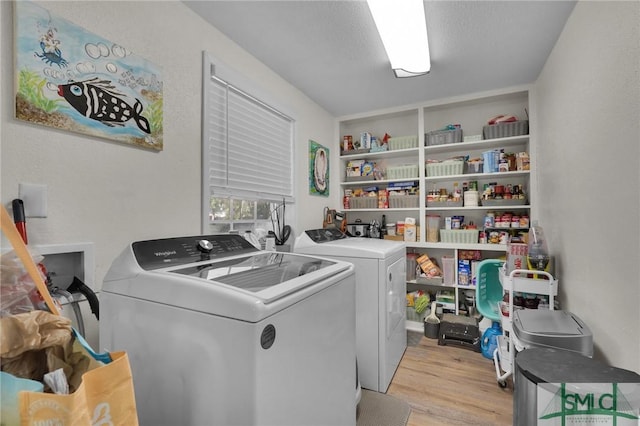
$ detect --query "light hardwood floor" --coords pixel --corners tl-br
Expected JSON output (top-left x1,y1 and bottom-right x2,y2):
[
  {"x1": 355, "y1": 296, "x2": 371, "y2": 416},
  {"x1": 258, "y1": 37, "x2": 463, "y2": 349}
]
[{"x1": 386, "y1": 332, "x2": 513, "y2": 426}]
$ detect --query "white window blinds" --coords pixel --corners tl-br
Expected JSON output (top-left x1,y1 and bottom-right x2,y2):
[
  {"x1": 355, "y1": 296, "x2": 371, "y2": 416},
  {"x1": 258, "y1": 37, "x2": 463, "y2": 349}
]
[{"x1": 203, "y1": 61, "x2": 294, "y2": 202}]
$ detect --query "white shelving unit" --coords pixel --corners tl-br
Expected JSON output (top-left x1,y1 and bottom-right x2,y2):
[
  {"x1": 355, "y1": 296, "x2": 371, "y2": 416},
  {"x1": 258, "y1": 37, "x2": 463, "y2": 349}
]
[
  {"x1": 336, "y1": 87, "x2": 535, "y2": 328},
  {"x1": 494, "y1": 267, "x2": 558, "y2": 387}
]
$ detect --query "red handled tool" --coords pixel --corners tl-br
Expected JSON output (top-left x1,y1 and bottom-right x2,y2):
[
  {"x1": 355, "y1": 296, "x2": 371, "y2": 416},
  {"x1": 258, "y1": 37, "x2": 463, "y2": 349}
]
[{"x1": 12, "y1": 199, "x2": 28, "y2": 244}]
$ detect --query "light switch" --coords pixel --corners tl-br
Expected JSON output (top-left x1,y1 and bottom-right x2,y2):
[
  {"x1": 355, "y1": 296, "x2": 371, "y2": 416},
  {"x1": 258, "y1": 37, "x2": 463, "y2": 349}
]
[{"x1": 18, "y1": 183, "x2": 48, "y2": 218}]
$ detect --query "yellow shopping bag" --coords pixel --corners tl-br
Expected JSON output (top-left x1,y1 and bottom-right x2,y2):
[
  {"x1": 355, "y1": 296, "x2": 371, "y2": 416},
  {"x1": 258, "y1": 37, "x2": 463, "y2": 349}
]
[{"x1": 18, "y1": 351, "x2": 138, "y2": 426}]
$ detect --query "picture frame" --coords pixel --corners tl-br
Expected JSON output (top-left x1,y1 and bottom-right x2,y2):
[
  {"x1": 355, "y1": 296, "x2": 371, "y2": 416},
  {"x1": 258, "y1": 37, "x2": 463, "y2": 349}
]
[
  {"x1": 14, "y1": 1, "x2": 163, "y2": 151},
  {"x1": 309, "y1": 140, "x2": 329, "y2": 197}
]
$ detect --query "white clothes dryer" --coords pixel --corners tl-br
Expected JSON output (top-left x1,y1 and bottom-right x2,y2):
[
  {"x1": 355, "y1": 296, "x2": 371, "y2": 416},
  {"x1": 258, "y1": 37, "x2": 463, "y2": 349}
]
[
  {"x1": 294, "y1": 228, "x2": 407, "y2": 393},
  {"x1": 101, "y1": 234, "x2": 357, "y2": 426}
]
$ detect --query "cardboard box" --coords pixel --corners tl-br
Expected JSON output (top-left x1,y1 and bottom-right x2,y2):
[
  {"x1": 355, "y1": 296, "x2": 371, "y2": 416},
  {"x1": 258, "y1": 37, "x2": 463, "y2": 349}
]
[
  {"x1": 458, "y1": 259, "x2": 471, "y2": 286},
  {"x1": 360, "y1": 132, "x2": 372, "y2": 149},
  {"x1": 417, "y1": 254, "x2": 441, "y2": 278},
  {"x1": 404, "y1": 218, "x2": 416, "y2": 242},
  {"x1": 506, "y1": 242, "x2": 528, "y2": 274}
]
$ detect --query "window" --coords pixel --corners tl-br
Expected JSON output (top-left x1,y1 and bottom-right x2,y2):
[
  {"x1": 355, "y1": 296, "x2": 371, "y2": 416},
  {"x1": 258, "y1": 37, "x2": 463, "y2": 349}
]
[{"x1": 201, "y1": 53, "x2": 295, "y2": 236}]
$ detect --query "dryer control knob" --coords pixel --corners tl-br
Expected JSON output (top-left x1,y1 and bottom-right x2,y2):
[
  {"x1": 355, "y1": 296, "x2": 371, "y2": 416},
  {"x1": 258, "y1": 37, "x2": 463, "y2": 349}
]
[{"x1": 197, "y1": 239, "x2": 213, "y2": 253}]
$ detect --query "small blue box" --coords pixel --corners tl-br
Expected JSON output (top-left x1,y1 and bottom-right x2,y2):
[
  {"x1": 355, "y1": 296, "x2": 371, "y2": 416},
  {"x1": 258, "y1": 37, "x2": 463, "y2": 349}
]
[{"x1": 458, "y1": 259, "x2": 472, "y2": 286}]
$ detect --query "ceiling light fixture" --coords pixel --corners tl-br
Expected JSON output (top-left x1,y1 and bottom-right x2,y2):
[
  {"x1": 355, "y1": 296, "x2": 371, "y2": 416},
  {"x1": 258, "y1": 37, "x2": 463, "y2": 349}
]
[{"x1": 367, "y1": 0, "x2": 431, "y2": 78}]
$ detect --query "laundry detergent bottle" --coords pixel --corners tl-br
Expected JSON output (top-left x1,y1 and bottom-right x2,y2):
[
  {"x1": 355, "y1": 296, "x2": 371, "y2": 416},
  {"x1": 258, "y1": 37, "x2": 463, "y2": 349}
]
[{"x1": 481, "y1": 322, "x2": 502, "y2": 360}]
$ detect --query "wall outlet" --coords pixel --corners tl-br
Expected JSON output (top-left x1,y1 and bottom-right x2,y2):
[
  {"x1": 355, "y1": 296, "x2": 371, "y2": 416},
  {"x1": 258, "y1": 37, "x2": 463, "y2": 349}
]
[{"x1": 19, "y1": 183, "x2": 48, "y2": 217}]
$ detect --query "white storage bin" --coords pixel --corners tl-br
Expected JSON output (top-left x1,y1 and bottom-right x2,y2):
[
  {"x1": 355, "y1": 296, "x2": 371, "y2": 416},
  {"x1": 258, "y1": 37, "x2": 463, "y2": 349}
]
[
  {"x1": 386, "y1": 164, "x2": 419, "y2": 179},
  {"x1": 389, "y1": 194, "x2": 419, "y2": 208},
  {"x1": 349, "y1": 197, "x2": 377, "y2": 209},
  {"x1": 439, "y1": 229, "x2": 479, "y2": 244},
  {"x1": 388, "y1": 135, "x2": 418, "y2": 151},
  {"x1": 426, "y1": 160, "x2": 465, "y2": 177}
]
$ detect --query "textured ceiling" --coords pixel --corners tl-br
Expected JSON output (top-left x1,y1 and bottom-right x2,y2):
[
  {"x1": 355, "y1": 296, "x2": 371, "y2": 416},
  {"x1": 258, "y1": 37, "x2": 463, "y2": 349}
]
[{"x1": 184, "y1": 1, "x2": 576, "y2": 117}]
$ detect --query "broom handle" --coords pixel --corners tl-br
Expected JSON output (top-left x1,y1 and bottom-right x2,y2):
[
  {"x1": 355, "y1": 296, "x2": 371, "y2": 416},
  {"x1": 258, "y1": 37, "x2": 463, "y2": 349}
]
[{"x1": 1, "y1": 204, "x2": 60, "y2": 315}]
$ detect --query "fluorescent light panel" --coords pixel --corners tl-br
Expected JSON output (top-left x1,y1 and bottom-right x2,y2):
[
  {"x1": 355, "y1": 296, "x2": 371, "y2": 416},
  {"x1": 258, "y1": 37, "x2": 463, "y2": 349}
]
[{"x1": 367, "y1": 0, "x2": 430, "y2": 77}]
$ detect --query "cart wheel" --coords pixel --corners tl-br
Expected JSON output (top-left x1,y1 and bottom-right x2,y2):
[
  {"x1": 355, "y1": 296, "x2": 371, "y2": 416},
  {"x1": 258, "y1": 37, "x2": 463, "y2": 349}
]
[{"x1": 498, "y1": 379, "x2": 507, "y2": 388}]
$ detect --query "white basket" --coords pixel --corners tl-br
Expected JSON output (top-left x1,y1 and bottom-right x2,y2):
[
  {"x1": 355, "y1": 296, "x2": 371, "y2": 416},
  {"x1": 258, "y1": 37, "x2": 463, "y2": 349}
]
[
  {"x1": 439, "y1": 229, "x2": 479, "y2": 244},
  {"x1": 388, "y1": 135, "x2": 418, "y2": 151},
  {"x1": 426, "y1": 160, "x2": 464, "y2": 177},
  {"x1": 425, "y1": 128, "x2": 463, "y2": 146},
  {"x1": 349, "y1": 197, "x2": 377, "y2": 209},
  {"x1": 387, "y1": 164, "x2": 419, "y2": 179},
  {"x1": 389, "y1": 194, "x2": 419, "y2": 208}
]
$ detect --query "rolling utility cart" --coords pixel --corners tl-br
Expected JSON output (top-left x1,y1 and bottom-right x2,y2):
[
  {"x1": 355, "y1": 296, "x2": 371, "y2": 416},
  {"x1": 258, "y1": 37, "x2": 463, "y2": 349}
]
[{"x1": 495, "y1": 267, "x2": 557, "y2": 388}]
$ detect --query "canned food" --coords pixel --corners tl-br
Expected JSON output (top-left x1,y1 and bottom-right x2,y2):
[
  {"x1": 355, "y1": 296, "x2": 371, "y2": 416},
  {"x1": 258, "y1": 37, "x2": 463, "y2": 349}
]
[{"x1": 511, "y1": 216, "x2": 520, "y2": 228}]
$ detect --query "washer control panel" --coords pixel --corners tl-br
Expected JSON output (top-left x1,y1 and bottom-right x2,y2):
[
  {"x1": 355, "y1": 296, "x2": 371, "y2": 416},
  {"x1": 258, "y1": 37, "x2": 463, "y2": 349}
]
[
  {"x1": 132, "y1": 234, "x2": 258, "y2": 270},
  {"x1": 304, "y1": 228, "x2": 348, "y2": 243}
]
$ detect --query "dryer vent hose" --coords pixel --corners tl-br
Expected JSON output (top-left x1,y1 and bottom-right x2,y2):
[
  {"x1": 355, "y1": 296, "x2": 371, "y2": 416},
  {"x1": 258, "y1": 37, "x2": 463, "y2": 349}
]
[{"x1": 67, "y1": 276, "x2": 100, "y2": 320}]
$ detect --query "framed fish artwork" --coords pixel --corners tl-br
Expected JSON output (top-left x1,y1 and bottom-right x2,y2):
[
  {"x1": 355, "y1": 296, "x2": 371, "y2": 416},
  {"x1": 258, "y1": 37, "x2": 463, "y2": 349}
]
[
  {"x1": 309, "y1": 140, "x2": 329, "y2": 197},
  {"x1": 14, "y1": 1, "x2": 163, "y2": 151}
]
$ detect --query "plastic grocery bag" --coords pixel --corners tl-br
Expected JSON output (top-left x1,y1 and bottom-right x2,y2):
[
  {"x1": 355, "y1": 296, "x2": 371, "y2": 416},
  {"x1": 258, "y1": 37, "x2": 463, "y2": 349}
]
[{"x1": 0, "y1": 246, "x2": 45, "y2": 316}]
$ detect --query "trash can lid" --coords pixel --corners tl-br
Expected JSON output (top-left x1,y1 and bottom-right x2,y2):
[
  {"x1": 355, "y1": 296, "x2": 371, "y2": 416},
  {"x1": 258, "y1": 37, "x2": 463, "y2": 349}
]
[
  {"x1": 513, "y1": 310, "x2": 593, "y2": 357},
  {"x1": 516, "y1": 348, "x2": 640, "y2": 384}
]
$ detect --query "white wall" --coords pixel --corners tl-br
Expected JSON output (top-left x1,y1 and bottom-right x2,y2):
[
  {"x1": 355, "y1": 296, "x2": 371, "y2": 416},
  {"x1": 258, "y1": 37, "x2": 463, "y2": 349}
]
[
  {"x1": 1, "y1": 1, "x2": 338, "y2": 292},
  {"x1": 534, "y1": 1, "x2": 640, "y2": 372}
]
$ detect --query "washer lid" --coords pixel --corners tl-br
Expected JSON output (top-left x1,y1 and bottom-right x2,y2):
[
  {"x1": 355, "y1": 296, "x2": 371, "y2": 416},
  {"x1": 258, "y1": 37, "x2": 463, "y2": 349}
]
[
  {"x1": 294, "y1": 230, "x2": 405, "y2": 259},
  {"x1": 170, "y1": 251, "x2": 337, "y2": 295},
  {"x1": 104, "y1": 251, "x2": 354, "y2": 321}
]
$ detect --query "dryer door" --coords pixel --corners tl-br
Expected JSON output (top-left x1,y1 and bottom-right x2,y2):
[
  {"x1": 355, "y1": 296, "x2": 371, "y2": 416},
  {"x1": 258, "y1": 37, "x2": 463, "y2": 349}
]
[
  {"x1": 386, "y1": 256, "x2": 406, "y2": 338},
  {"x1": 379, "y1": 254, "x2": 407, "y2": 392}
]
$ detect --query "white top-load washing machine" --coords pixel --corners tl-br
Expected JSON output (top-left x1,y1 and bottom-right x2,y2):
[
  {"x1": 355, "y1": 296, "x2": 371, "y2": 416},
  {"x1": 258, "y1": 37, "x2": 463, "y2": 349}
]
[
  {"x1": 294, "y1": 228, "x2": 407, "y2": 393},
  {"x1": 100, "y1": 234, "x2": 357, "y2": 426}
]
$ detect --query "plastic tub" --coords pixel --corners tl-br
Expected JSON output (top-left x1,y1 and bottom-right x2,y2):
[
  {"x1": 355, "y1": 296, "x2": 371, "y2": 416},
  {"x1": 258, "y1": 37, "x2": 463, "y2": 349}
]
[
  {"x1": 426, "y1": 215, "x2": 440, "y2": 242},
  {"x1": 441, "y1": 256, "x2": 455, "y2": 286}
]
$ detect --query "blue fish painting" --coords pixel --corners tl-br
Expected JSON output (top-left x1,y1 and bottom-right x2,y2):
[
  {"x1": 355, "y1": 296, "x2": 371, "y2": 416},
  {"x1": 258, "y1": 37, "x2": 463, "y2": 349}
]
[
  {"x1": 14, "y1": 1, "x2": 163, "y2": 150},
  {"x1": 58, "y1": 78, "x2": 151, "y2": 133}
]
